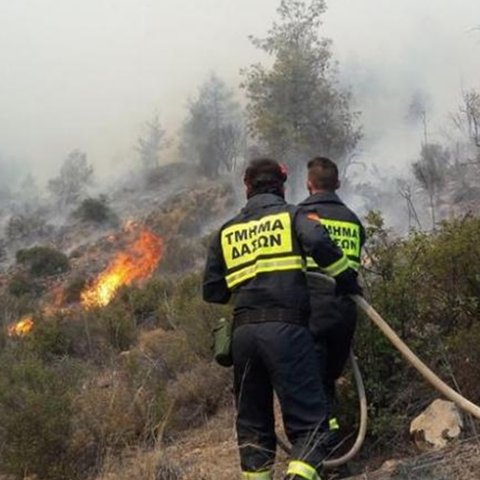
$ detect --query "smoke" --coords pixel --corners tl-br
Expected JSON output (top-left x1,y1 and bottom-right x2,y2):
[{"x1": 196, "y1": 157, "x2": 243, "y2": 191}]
[
  {"x1": 0, "y1": 0, "x2": 479, "y2": 219},
  {"x1": 311, "y1": 0, "x2": 480, "y2": 226}
]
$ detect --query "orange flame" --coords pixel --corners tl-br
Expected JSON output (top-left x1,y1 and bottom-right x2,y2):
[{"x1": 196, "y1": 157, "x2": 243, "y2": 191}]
[
  {"x1": 81, "y1": 228, "x2": 163, "y2": 308},
  {"x1": 8, "y1": 315, "x2": 34, "y2": 337}
]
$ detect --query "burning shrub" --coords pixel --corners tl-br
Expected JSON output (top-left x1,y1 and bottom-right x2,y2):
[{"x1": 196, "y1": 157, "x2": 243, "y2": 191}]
[
  {"x1": 16, "y1": 245, "x2": 70, "y2": 276},
  {"x1": 80, "y1": 228, "x2": 163, "y2": 309},
  {"x1": 0, "y1": 292, "x2": 37, "y2": 339},
  {"x1": 73, "y1": 196, "x2": 119, "y2": 225}
]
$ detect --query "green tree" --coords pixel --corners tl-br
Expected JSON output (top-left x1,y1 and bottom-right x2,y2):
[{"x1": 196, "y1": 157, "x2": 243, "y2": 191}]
[
  {"x1": 48, "y1": 150, "x2": 93, "y2": 206},
  {"x1": 242, "y1": 0, "x2": 361, "y2": 187},
  {"x1": 181, "y1": 74, "x2": 245, "y2": 178},
  {"x1": 136, "y1": 115, "x2": 166, "y2": 171}
]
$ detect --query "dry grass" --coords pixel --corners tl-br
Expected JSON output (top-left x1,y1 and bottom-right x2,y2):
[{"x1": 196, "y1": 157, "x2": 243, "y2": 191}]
[
  {"x1": 346, "y1": 438, "x2": 480, "y2": 480},
  {"x1": 95, "y1": 406, "x2": 292, "y2": 480},
  {"x1": 95, "y1": 402, "x2": 480, "y2": 480}
]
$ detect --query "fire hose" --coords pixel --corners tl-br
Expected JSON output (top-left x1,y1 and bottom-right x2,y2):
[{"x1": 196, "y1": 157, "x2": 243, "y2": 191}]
[
  {"x1": 276, "y1": 349, "x2": 368, "y2": 469},
  {"x1": 278, "y1": 272, "x2": 480, "y2": 468}
]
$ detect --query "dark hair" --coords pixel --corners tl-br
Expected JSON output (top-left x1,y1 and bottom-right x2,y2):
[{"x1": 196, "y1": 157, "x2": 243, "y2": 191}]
[
  {"x1": 244, "y1": 158, "x2": 287, "y2": 198},
  {"x1": 307, "y1": 157, "x2": 339, "y2": 191}
]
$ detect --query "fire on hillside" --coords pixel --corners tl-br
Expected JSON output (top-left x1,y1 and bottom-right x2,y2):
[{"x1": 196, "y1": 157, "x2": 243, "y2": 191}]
[
  {"x1": 7, "y1": 227, "x2": 163, "y2": 337},
  {"x1": 81, "y1": 228, "x2": 163, "y2": 308},
  {"x1": 7, "y1": 315, "x2": 34, "y2": 337}
]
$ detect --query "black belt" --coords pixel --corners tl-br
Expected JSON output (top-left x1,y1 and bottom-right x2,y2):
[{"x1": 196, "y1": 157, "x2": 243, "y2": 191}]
[{"x1": 233, "y1": 309, "x2": 307, "y2": 329}]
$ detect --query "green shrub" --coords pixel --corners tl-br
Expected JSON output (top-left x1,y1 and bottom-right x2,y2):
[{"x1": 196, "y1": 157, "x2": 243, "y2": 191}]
[
  {"x1": 72, "y1": 196, "x2": 118, "y2": 225},
  {"x1": 16, "y1": 246, "x2": 70, "y2": 276},
  {"x1": 350, "y1": 213, "x2": 480, "y2": 448},
  {"x1": 117, "y1": 277, "x2": 174, "y2": 327},
  {"x1": 95, "y1": 302, "x2": 138, "y2": 351},
  {"x1": 169, "y1": 273, "x2": 232, "y2": 358},
  {"x1": 25, "y1": 315, "x2": 74, "y2": 359},
  {"x1": 0, "y1": 352, "x2": 80, "y2": 480},
  {"x1": 8, "y1": 273, "x2": 43, "y2": 297}
]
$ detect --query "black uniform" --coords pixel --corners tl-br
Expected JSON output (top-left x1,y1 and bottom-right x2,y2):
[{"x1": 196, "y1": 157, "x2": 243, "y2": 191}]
[
  {"x1": 299, "y1": 192, "x2": 365, "y2": 410},
  {"x1": 203, "y1": 193, "x2": 353, "y2": 479}
]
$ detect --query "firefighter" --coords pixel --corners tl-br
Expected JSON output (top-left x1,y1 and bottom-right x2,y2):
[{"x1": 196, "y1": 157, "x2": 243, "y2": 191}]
[
  {"x1": 299, "y1": 156, "x2": 366, "y2": 448},
  {"x1": 203, "y1": 158, "x2": 361, "y2": 480}
]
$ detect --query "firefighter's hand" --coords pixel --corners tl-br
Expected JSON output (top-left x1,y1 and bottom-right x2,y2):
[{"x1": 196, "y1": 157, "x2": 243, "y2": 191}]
[{"x1": 335, "y1": 269, "x2": 363, "y2": 296}]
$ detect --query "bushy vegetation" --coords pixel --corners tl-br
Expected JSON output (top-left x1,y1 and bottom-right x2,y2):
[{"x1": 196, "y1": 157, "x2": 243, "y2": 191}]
[
  {"x1": 0, "y1": 352, "x2": 80, "y2": 479},
  {"x1": 338, "y1": 213, "x2": 480, "y2": 456},
  {"x1": 0, "y1": 273, "x2": 231, "y2": 479},
  {"x1": 3, "y1": 205, "x2": 480, "y2": 477},
  {"x1": 8, "y1": 273, "x2": 43, "y2": 297},
  {"x1": 72, "y1": 196, "x2": 119, "y2": 225},
  {"x1": 16, "y1": 246, "x2": 70, "y2": 276}
]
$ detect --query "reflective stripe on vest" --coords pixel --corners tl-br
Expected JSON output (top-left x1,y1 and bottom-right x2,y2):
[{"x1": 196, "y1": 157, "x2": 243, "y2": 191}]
[
  {"x1": 318, "y1": 253, "x2": 349, "y2": 277},
  {"x1": 307, "y1": 256, "x2": 360, "y2": 272},
  {"x1": 286, "y1": 460, "x2": 321, "y2": 480},
  {"x1": 241, "y1": 470, "x2": 272, "y2": 480},
  {"x1": 221, "y1": 212, "x2": 293, "y2": 270},
  {"x1": 225, "y1": 255, "x2": 304, "y2": 289},
  {"x1": 348, "y1": 259, "x2": 361, "y2": 271},
  {"x1": 329, "y1": 417, "x2": 340, "y2": 431},
  {"x1": 221, "y1": 212, "x2": 304, "y2": 288}
]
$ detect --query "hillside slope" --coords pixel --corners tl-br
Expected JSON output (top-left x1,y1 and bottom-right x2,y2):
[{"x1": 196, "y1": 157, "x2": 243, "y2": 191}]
[{"x1": 96, "y1": 402, "x2": 480, "y2": 480}]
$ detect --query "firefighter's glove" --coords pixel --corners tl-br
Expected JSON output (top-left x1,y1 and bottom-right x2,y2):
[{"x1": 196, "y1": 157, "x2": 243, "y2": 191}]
[{"x1": 335, "y1": 269, "x2": 362, "y2": 296}]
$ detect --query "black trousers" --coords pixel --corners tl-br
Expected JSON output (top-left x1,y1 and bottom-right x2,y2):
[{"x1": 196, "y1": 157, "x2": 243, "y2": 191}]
[
  {"x1": 309, "y1": 293, "x2": 357, "y2": 409},
  {"x1": 232, "y1": 321, "x2": 329, "y2": 472}
]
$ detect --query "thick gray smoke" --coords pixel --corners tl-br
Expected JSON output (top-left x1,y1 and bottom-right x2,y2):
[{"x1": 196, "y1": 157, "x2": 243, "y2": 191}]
[{"x1": 0, "y1": 0, "x2": 479, "y2": 208}]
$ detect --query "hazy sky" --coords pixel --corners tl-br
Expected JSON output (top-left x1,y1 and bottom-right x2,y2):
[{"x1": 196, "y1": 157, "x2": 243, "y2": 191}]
[{"x1": 1, "y1": 0, "x2": 479, "y2": 183}]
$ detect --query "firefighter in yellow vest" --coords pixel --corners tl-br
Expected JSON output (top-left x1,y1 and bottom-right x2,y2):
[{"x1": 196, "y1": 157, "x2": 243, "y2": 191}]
[
  {"x1": 299, "y1": 156, "x2": 366, "y2": 451},
  {"x1": 203, "y1": 158, "x2": 361, "y2": 480}
]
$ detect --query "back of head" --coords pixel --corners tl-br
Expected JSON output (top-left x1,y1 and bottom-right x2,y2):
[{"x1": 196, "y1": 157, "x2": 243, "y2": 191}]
[
  {"x1": 244, "y1": 158, "x2": 287, "y2": 199},
  {"x1": 307, "y1": 157, "x2": 339, "y2": 192}
]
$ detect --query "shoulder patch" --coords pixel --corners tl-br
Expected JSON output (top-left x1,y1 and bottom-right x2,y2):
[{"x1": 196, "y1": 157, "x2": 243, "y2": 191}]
[{"x1": 307, "y1": 212, "x2": 321, "y2": 222}]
